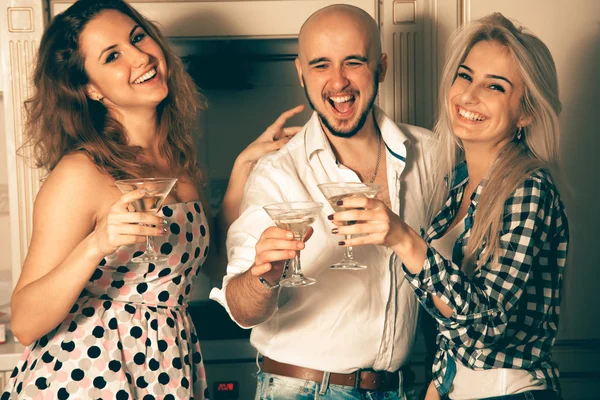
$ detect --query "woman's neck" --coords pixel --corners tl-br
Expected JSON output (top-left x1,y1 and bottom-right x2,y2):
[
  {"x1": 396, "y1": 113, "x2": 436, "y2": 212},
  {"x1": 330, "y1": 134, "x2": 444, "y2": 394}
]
[{"x1": 111, "y1": 107, "x2": 161, "y2": 152}]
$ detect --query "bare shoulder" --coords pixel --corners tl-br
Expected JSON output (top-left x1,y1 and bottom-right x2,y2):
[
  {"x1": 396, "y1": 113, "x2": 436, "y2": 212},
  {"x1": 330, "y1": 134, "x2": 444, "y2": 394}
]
[{"x1": 35, "y1": 153, "x2": 116, "y2": 220}]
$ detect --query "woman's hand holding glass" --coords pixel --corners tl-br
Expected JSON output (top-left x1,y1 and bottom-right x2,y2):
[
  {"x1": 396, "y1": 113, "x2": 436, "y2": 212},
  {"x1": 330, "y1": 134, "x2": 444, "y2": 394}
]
[
  {"x1": 328, "y1": 196, "x2": 414, "y2": 255},
  {"x1": 88, "y1": 188, "x2": 167, "y2": 259}
]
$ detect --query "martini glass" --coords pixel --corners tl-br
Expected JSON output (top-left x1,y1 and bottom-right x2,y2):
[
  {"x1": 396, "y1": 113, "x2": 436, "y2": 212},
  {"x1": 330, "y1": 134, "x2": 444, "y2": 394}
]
[
  {"x1": 317, "y1": 182, "x2": 380, "y2": 270},
  {"x1": 114, "y1": 177, "x2": 177, "y2": 263},
  {"x1": 263, "y1": 201, "x2": 323, "y2": 287}
]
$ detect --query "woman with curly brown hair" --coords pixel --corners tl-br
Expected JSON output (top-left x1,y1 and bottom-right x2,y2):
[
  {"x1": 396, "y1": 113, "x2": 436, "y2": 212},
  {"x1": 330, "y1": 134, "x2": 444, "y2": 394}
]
[{"x1": 1, "y1": 0, "x2": 301, "y2": 399}]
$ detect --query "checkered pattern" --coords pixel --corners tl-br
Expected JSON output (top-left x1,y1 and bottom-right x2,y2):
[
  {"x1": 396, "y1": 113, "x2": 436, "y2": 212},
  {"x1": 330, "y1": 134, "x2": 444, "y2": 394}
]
[{"x1": 403, "y1": 162, "x2": 569, "y2": 395}]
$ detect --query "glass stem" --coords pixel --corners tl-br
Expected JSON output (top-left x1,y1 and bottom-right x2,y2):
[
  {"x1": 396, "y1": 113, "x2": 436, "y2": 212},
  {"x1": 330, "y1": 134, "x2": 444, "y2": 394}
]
[
  {"x1": 292, "y1": 250, "x2": 303, "y2": 276},
  {"x1": 146, "y1": 235, "x2": 157, "y2": 255},
  {"x1": 344, "y1": 235, "x2": 354, "y2": 259}
]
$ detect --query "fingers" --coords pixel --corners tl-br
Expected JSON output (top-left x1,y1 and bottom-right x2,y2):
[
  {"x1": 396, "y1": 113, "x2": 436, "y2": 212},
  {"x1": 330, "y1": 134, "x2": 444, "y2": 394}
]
[
  {"x1": 107, "y1": 211, "x2": 165, "y2": 227},
  {"x1": 303, "y1": 226, "x2": 314, "y2": 242},
  {"x1": 116, "y1": 223, "x2": 167, "y2": 237},
  {"x1": 112, "y1": 188, "x2": 148, "y2": 211},
  {"x1": 269, "y1": 105, "x2": 305, "y2": 139},
  {"x1": 282, "y1": 126, "x2": 302, "y2": 137}
]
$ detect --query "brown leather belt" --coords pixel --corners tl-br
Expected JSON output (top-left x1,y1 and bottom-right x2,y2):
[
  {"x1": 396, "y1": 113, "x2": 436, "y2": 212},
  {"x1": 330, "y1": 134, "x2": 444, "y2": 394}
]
[{"x1": 262, "y1": 356, "x2": 400, "y2": 392}]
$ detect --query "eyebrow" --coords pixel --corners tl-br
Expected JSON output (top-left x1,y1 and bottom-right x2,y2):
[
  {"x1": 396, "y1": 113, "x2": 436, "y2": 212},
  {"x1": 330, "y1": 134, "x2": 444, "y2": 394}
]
[
  {"x1": 458, "y1": 64, "x2": 513, "y2": 87},
  {"x1": 98, "y1": 24, "x2": 140, "y2": 61},
  {"x1": 308, "y1": 55, "x2": 369, "y2": 66}
]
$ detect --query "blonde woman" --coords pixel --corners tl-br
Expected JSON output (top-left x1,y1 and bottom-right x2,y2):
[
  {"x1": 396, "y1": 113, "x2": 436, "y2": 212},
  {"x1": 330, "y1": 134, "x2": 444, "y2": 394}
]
[{"x1": 327, "y1": 13, "x2": 568, "y2": 400}]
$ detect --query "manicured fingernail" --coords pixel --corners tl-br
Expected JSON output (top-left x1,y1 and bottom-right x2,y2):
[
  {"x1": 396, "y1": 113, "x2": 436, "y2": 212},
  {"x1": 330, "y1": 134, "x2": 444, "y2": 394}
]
[
  {"x1": 328, "y1": 214, "x2": 334, "y2": 220},
  {"x1": 162, "y1": 228, "x2": 168, "y2": 234},
  {"x1": 138, "y1": 189, "x2": 147, "y2": 194},
  {"x1": 286, "y1": 232, "x2": 294, "y2": 239},
  {"x1": 162, "y1": 219, "x2": 168, "y2": 225},
  {"x1": 348, "y1": 221, "x2": 357, "y2": 225},
  {"x1": 336, "y1": 200, "x2": 343, "y2": 206},
  {"x1": 338, "y1": 241, "x2": 345, "y2": 246},
  {"x1": 331, "y1": 228, "x2": 338, "y2": 234}
]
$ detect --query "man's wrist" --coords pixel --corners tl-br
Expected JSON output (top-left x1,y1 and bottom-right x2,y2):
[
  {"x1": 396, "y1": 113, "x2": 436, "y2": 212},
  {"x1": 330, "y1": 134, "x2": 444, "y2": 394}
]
[{"x1": 258, "y1": 277, "x2": 280, "y2": 290}]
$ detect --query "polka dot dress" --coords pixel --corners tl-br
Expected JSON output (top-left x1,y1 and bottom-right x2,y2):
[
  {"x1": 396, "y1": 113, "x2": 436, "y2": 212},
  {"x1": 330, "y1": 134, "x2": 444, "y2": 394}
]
[{"x1": 2, "y1": 202, "x2": 210, "y2": 400}]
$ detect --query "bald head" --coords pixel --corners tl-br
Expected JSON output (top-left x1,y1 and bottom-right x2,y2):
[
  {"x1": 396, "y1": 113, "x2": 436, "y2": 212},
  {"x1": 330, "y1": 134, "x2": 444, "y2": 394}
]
[{"x1": 298, "y1": 4, "x2": 381, "y2": 61}]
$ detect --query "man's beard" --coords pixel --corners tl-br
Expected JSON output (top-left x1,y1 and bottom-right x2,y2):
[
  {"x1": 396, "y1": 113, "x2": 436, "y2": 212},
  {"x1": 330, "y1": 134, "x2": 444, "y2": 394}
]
[{"x1": 302, "y1": 73, "x2": 379, "y2": 138}]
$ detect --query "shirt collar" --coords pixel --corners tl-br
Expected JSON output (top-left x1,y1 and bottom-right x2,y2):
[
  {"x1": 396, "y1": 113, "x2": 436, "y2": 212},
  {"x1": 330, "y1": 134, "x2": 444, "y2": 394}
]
[
  {"x1": 305, "y1": 105, "x2": 410, "y2": 162},
  {"x1": 448, "y1": 161, "x2": 485, "y2": 205}
]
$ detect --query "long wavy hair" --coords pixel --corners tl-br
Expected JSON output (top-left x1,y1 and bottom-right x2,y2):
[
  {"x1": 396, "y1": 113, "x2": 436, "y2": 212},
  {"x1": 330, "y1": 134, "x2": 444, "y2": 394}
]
[
  {"x1": 427, "y1": 13, "x2": 562, "y2": 274},
  {"x1": 22, "y1": 0, "x2": 204, "y2": 186}
]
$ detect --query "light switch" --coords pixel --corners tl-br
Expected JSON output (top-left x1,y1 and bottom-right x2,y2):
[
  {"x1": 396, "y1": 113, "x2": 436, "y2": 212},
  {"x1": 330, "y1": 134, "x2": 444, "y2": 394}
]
[{"x1": 393, "y1": 1, "x2": 416, "y2": 24}]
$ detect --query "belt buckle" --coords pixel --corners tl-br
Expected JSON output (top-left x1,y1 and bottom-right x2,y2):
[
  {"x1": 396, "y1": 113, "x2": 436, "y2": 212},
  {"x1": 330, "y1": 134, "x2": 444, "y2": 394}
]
[{"x1": 353, "y1": 370, "x2": 362, "y2": 389}]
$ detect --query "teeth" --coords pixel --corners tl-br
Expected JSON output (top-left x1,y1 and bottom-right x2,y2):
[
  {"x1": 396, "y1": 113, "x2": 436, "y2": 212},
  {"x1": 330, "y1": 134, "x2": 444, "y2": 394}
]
[
  {"x1": 329, "y1": 95, "x2": 353, "y2": 103},
  {"x1": 458, "y1": 107, "x2": 485, "y2": 121},
  {"x1": 133, "y1": 68, "x2": 156, "y2": 84}
]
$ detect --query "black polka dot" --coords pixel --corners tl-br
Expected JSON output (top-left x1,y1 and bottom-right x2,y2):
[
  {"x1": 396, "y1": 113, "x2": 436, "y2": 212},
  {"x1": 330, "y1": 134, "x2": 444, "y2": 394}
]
[
  {"x1": 103, "y1": 301, "x2": 112, "y2": 310},
  {"x1": 186, "y1": 212, "x2": 194, "y2": 222},
  {"x1": 116, "y1": 390, "x2": 129, "y2": 400},
  {"x1": 158, "y1": 268, "x2": 171, "y2": 278},
  {"x1": 181, "y1": 377, "x2": 190, "y2": 389},
  {"x1": 191, "y1": 333, "x2": 198, "y2": 344},
  {"x1": 166, "y1": 317, "x2": 175, "y2": 328},
  {"x1": 170, "y1": 223, "x2": 180, "y2": 235},
  {"x1": 204, "y1": 246, "x2": 209, "y2": 257},
  {"x1": 200, "y1": 225, "x2": 206, "y2": 236},
  {"x1": 71, "y1": 368, "x2": 84, "y2": 381},
  {"x1": 108, "y1": 317, "x2": 118, "y2": 330},
  {"x1": 181, "y1": 253, "x2": 190, "y2": 264},
  {"x1": 53, "y1": 360, "x2": 62, "y2": 371},
  {"x1": 133, "y1": 352, "x2": 145, "y2": 365},
  {"x1": 149, "y1": 358, "x2": 160, "y2": 371},
  {"x1": 193, "y1": 351, "x2": 202, "y2": 364},
  {"x1": 82, "y1": 307, "x2": 95, "y2": 317},
  {"x1": 20, "y1": 360, "x2": 28, "y2": 372},
  {"x1": 160, "y1": 242, "x2": 173, "y2": 255},
  {"x1": 125, "y1": 372, "x2": 132, "y2": 384},
  {"x1": 109, "y1": 360, "x2": 122, "y2": 372},
  {"x1": 39, "y1": 335, "x2": 49, "y2": 347},
  {"x1": 150, "y1": 319, "x2": 158, "y2": 331},
  {"x1": 111, "y1": 280, "x2": 125, "y2": 289},
  {"x1": 178, "y1": 295, "x2": 185, "y2": 305},
  {"x1": 136, "y1": 282, "x2": 148, "y2": 294},
  {"x1": 164, "y1": 395, "x2": 175, "y2": 400},
  {"x1": 30, "y1": 359, "x2": 38, "y2": 371},
  {"x1": 87, "y1": 346, "x2": 101, "y2": 359},
  {"x1": 99, "y1": 258, "x2": 107, "y2": 266},
  {"x1": 92, "y1": 326, "x2": 105, "y2": 338},
  {"x1": 61, "y1": 341, "x2": 75, "y2": 352},
  {"x1": 172, "y1": 276, "x2": 182, "y2": 285},
  {"x1": 181, "y1": 330, "x2": 187, "y2": 341},
  {"x1": 162, "y1": 206, "x2": 173, "y2": 217},
  {"x1": 136, "y1": 376, "x2": 149, "y2": 389},
  {"x1": 130, "y1": 326, "x2": 143, "y2": 338},
  {"x1": 173, "y1": 357, "x2": 182, "y2": 369},
  {"x1": 194, "y1": 203, "x2": 201, "y2": 213},
  {"x1": 10, "y1": 366, "x2": 18, "y2": 378},
  {"x1": 124, "y1": 304, "x2": 136, "y2": 314},
  {"x1": 194, "y1": 247, "x2": 200, "y2": 258},
  {"x1": 93, "y1": 377, "x2": 107, "y2": 389},
  {"x1": 68, "y1": 321, "x2": 77, "y2": 332},
  {"x1": 35, "y1": 377, "x2": 48, "y2": 390},
  {"x1": 57, "y1": 388, "x2": 70, "y2": 399},
  {"x1": 158, "y1": 372, "x2": 170, "y2": 385},
  {"x1": 143, "y1": 396, "x2": 156, "y2": 400},
  {"x1": 158, "y1": 291, "x2": 170, "y2": 302},
  {"x1": 184, "y1": 267, "x2": 192, "y2": 277},
  {"x1": 41, "y1": 350, "x2": 54, "y2": 363},
  {"x1": 145, "y1": 337, "x2": 152, "y2": 347},
  {"x1": 183, "y1": 354, "x2": 190, "y2": 366},
  {"x1": 186, "y1": 232, "x2": 193, "y2": 242},
  {"x1": 148, "y1": 263, "x2": 156, "y2": 273},
  {"x1": 133, "y1": 251, "x2": 144, "y2": 258},
  {"x1": 116, "y1": 266, "x2": 129, "y2": 273},
  {"x1": 90, "y1": 269, "x2": 103, "y2": 281},
  {"x1": 185, "y1": 284, "x2": 191, "y2": 295},
  {"x1": 117, "y1": 341, "x2": 123, "y2": 350},
  {"x1": 158, "y1": 340, "x2": 168, "y2": 352}
]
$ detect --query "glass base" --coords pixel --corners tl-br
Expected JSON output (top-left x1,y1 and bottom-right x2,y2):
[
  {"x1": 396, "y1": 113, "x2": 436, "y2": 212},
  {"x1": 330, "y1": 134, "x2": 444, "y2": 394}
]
[
  {"x1": 131, "y1": 252, "x2": 169, "y2": 263},
  {"x1": 330, "y1": 259, "x2": 368, "y2": 270},
  {"x1": 280, "y1": 275, "x2": 316, "y2": 287}
]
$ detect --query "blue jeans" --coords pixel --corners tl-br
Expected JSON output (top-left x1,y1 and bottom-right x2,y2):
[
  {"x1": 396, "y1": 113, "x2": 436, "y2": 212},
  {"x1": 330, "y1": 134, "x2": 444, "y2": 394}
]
[
  {"x1": 255, "y1": 371, "x2": 405, "y2": 400},
  {"x1": 476, "y1": 390, "x2": 559, "y2": 400}
]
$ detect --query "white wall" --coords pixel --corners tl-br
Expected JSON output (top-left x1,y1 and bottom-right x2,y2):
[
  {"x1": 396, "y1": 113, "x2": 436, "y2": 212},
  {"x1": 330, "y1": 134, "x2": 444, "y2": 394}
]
[{"x1": 0, "y1": 94, "x2": 13, "y2": 280}]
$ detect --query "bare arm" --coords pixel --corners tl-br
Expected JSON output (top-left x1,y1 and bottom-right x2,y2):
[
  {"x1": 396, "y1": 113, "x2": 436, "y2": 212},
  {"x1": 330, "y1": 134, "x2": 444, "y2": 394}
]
[
  {"x1": 10, "y1": 156, "x2": 165, "y2": 345},
  {"x1": 225, "y1": 226, "x2": 304, "y2": 327}
]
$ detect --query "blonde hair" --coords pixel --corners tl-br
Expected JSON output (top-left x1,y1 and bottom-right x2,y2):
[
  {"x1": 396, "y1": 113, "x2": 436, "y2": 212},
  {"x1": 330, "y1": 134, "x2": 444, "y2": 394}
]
[{"x1": 427, "y1": 13, "x2": 562, "y2": 273}]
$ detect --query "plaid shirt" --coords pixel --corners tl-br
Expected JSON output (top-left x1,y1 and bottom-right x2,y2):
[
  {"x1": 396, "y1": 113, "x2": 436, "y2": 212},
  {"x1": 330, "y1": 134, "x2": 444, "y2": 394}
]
[{"x1": 403, "y1": 162, "x2": 569, "y2": 396}]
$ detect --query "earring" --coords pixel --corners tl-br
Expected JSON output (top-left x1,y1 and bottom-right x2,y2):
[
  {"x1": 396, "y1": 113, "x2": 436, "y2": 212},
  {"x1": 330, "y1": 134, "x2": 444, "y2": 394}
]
[{"x1": 516, "y1": 126, "x2": 524, "y2": 140}]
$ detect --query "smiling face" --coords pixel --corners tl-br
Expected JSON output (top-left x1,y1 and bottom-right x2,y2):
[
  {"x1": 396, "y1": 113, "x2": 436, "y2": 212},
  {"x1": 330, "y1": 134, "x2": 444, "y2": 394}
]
[
  {"x1": 449, "y1": 40, "x2": 530, "y2": 153},
  {"x1": 80, "y1": 9, "x2": 168, "y2": 111},
  {"x1": 295, "y1": 8, "x2": 387, "y2": 138}
]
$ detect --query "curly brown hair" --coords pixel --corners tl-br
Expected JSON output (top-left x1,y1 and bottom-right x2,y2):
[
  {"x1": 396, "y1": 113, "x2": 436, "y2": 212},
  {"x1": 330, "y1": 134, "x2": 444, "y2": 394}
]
[{"x1": 22, "y1": 0, "x2": 205, "y2": 186}]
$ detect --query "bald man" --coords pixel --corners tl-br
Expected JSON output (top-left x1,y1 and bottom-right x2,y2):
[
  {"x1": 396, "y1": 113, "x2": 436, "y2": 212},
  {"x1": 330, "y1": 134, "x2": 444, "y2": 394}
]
[{"x1": 210, "y1": 5, "x2": 433, "y2": 399}]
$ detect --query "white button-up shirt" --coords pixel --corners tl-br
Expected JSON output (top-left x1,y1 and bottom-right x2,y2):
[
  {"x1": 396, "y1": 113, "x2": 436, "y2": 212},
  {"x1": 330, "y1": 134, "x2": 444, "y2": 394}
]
[{"x1": 210, "y1": 107, "x2": 433, "y2": 373}]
